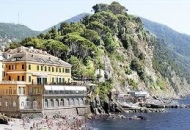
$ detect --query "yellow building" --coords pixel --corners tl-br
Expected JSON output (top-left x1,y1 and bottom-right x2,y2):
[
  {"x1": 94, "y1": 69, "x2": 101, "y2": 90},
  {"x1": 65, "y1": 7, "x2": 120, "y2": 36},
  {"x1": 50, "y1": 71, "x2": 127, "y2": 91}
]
[
  {"x1": 0, "y1": 46, "x2": 88, "y2": 117},
  {"x1": 3, "y1": 46, "x2": 72, "y2": 84}
]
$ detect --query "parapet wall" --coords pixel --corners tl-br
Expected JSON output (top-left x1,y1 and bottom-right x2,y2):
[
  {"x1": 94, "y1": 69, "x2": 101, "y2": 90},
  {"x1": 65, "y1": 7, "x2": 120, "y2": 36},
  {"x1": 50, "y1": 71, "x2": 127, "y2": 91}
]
[
  {"x1": 1, "y1": 106, "x2": 91, "y2": 118},
  {"x1": 44, "y1": 106, "x2": 91, "y2": 118}
]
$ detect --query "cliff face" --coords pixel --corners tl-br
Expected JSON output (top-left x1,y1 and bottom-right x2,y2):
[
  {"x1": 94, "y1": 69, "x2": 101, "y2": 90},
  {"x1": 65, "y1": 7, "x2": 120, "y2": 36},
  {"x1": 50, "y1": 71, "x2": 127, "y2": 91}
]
[
  {"x1": 16, "y1": 2, "x2": 190, "y2": 99},
  {"x1": 88, "y1": 3, "x2": 190, "y2": 98}
]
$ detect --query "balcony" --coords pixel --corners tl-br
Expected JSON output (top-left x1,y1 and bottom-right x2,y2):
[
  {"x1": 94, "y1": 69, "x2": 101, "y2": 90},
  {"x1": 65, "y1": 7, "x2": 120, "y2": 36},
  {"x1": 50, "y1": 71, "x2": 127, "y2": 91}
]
[{"x1": 31, "y1": 81, "x2": 84, "y2": 86}]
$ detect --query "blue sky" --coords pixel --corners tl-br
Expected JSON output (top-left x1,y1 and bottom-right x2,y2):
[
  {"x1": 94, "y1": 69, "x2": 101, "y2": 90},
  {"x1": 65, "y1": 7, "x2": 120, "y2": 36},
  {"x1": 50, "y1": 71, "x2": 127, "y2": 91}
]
[{"x1": 1, "y1": 0, "x2": 190, "y2": 35}]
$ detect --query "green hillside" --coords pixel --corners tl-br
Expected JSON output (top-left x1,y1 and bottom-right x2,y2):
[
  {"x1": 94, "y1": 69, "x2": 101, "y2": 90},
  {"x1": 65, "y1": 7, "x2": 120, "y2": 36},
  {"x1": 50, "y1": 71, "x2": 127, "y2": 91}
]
[
  {"x1": 141, "y1": 17, "x2": 190, "y2": 83},
  {"x1": 9, "y1": 2, "x2": 190, "y2": 98},
  {"x1": 0, "y1": 23, "x2": 40, "y2": 40},
  {"x1": 43, "y1": 13, "x2": 90, "y2": 33}
]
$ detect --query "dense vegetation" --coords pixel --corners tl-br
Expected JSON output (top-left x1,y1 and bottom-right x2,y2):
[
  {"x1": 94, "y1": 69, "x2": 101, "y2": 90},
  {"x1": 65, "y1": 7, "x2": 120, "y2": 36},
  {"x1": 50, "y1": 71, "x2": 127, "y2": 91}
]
[
  {"x1": 9, "y1": 2, "x2": 189, "y2": 98},
  {"x1": 142, "y1": 18, "x2": 190, "y2": 84},
  {"x1": 0, "y1": 23, "x2": 39, "y2": 40}
]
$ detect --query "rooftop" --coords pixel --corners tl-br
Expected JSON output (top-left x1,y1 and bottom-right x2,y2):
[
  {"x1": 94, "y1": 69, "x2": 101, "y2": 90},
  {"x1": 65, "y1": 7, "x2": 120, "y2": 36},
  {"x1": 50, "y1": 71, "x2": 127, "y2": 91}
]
[{"x1": 4, "y1": 46, "x2": 71, "y2": 67}]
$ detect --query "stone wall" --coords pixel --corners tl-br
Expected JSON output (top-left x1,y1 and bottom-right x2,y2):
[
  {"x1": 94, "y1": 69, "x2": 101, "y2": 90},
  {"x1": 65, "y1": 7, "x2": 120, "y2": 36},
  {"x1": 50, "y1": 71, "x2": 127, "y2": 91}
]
[
  {"x1": 44, "y1": 108, "x2": 77, "y2": 118},
  {"x1": 43, "y1": 106, "x2": 91, "y2": 118},
  {"x1": 0, "y1": 95, "x2": 19, "y2": 112},
  {"x1": 76, "y1": 106, "x2": 91, "y2": 116}
]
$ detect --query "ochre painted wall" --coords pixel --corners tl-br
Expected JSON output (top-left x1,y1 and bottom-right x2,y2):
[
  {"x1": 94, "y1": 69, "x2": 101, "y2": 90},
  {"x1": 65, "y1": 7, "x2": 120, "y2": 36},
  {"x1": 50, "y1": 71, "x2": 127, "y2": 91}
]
[{"x1": 3, "y1": 61, "x2": 71, "y2": 84}]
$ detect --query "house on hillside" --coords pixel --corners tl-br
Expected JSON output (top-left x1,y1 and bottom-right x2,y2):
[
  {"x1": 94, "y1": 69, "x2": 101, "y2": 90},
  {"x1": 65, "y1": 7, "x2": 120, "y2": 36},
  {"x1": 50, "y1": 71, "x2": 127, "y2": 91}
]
[{"x1": 0, "y1": 46, "x2": 88, "y2": 117}]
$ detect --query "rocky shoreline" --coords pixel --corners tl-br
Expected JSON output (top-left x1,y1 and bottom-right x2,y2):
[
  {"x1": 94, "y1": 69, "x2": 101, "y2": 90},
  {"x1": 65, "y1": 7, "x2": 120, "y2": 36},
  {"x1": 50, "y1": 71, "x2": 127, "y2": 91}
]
[
  {"x1": 88, "y1": 95, "x2": 190, "y2": 118},
  {"x1": 1, "y1": 96, "x2": 190, "y2": 129}
]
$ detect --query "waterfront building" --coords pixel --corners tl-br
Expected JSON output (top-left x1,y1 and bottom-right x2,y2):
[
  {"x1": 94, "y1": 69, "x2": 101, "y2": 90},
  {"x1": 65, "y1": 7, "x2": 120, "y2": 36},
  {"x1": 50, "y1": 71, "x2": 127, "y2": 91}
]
[{"x1": 0, "y1": 46, "x2": 88, "y2": 117}]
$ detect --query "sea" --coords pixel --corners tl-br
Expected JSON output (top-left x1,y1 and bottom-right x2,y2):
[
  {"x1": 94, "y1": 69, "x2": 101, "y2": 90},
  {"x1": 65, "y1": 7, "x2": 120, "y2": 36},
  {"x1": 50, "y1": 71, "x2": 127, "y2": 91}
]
[{"x1": 86, "y1": 97, "x2": 190, "y2": 130}]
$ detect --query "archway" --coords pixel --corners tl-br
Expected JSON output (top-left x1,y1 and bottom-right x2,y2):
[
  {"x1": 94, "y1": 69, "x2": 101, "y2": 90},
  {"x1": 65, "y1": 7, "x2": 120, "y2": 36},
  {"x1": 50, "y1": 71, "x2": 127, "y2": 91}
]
[
  {"x1": 60, "y1": 99, "x2": 64, "y2": 107},
  {"x1": 50, "y1": 99, "x2": 54, "y2": 107},
  {"x1": 55, "y1": 99, "x2": 59, "y2": 107},
  {"x1": 44, "y1": 99, "x2": 48, "y2": 108}
]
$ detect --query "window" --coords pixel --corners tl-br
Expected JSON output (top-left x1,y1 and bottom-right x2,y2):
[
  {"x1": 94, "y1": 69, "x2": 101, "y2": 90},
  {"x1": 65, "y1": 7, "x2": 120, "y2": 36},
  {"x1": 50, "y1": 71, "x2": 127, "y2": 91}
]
[
  {"x1": 21, "y1": 101, "x2": 24, "y2": 106},
  {"x1": 43, "y1": 78, "x2": 47, "y2": 84},
  {"x1": 33, "y1": 101, "x2": 37, "y2": 109},
  {"x1": 59, "y1": 68, "x2": 61, "y2": 73},
  {"x1": 17, "y1": 76, "x2": 20, "y2": 81},
  {"x1": 59, "y1": 78, "x2": 61, "y2": 83},
  {"x1": 45, "y1": 66, "x2": 47, "y2": 71},
  {"x1": 5, "y1": 101, "x2": 8, "y2": 106},
  {"x1": 65, "y1": 69, "x2": 70, "y2": 73},
  {"x1": 8, "y1": 76, "x2": 11, "y2": 81},
  {"x1": 52, "y1": 67, "x2": 54, "y2": 72},
  {"x1": 28, "y1": 76, "x2": 31, "y2": 82},
  {"x1": 50, "y1": 99, "x2": 54, "y2": 107},
  {"x1": 9, "y1": 65, "x2": 11, "y2": 70},
  {"x1": 44, "y1": 99, "x2": 48, "y2": 108},
  {"x1": 41, "y1": 66, "x2": 43, "y2": 71},
  {"x1": 37, "y1": 65, "x2": 39, "y2": 70},
  {"x1": 22, "y1": 76, "x2": 24, "y2": 81},
  {"x1": 22, "y1": 64, "x2": 24, "y2": 69},
  {"x1": 29, "y1": 88, "x2": 32, "y2": 95},
  {"x1": 13, "y1": 88, "x2": 16, "y2": 94},
  {"x1": 48, "y1": 67, "x2": 51, "y2": 72},
  {"x1": 0, "y1": 102, "x2": 1, "y2": 107},
  {"x1": 52, "y1": 78, "x2": 54, "y2": 83},
  {"x1": 19, "y1": 87, "x2": 21, "y2": 94},
  {"x1": 56, "y1": 78, "x2": 58, "y2": 83},
  {"x1": 23, "y1": 87, "x2": 25, "y2": 94},
  {"x1": 62, "y1": 68, "x2": 64, "y2": 73},
  {"x1": 9, "y1": 87, "x2": 12, "y2": 95},
  {"x1": 37, "y1": 78, "x2": 41, "y2": 85},
  {"x1": 56, "y1": 67, "x2": 58, "y2": 72},
  {"x1": 26, "y1": 100, "x2": 30, "y2": 108},
  {"x1": 13, "y1": 101, "x2": 16, "y2": 107},
  {"x1": 28, "y1": 65, "x2": 31, "y2": 70},
  {"x1": 12, "y1": 65, "x2": 15, "y2": 70},
  {"x1": 62, "y1": 78, "x2": 65, "y2": 83}
]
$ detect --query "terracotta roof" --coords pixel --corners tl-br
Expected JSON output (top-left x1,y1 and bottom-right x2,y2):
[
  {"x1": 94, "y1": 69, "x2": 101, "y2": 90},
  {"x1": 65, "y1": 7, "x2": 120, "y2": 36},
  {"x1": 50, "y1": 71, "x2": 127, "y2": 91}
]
[{"x1": 4, "y1": 46, "x2": 71, "y2": 67}]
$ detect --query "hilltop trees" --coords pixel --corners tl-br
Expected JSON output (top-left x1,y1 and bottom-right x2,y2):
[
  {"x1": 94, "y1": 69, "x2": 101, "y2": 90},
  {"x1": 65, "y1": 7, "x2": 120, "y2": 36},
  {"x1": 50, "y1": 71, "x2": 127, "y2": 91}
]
[
  {"x1": 44, "y1": 39, "x2": 69, "y2": 58},
  {"x1": 92, "y1": 1, "x2": 128, "y2": 15},
  {"x1": 8, "y1": 2, "x2": 143, "y2": 83}
]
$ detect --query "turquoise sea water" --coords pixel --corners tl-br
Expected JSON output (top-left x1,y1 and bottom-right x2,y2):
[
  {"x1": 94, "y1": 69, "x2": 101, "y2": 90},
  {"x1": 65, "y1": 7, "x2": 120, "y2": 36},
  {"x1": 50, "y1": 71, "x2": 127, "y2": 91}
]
[{"x1": 87, "y1": 97, "x2": 190, "y2": 130}]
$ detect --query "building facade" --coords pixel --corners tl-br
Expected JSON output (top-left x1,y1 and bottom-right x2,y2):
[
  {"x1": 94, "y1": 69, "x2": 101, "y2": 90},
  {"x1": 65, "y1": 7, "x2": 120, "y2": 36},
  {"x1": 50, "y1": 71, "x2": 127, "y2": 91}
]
[
  {"x1": 0, "y1": 50, "x2": 4, "y2": 82},
  {"x1": 0, "y1": 46, "x2": 88, "y2": 117}
]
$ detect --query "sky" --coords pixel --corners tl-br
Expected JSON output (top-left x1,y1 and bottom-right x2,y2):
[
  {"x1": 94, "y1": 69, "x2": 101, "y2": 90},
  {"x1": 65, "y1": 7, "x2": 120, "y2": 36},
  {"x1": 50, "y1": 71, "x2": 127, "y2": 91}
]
[{"x1": 0, "y1": 0, "x2": 190, "y2": 35}]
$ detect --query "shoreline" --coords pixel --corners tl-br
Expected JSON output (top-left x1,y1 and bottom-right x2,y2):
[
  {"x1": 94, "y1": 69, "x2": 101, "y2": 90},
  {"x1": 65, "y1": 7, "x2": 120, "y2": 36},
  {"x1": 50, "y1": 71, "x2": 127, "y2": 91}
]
[
  {"x1": 0, "y1": 115, "x2": 87, "y2": 130},
  {"x1": 1, "y1": 97, "x2": 190, "y2": 129}
]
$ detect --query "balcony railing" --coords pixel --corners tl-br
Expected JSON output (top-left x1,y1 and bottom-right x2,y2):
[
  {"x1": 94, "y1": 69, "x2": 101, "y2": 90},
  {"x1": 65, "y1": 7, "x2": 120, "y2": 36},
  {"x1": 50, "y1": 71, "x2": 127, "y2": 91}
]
[{"x1": 31, "y1": 81, "x2": 84, "y2": 86}]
